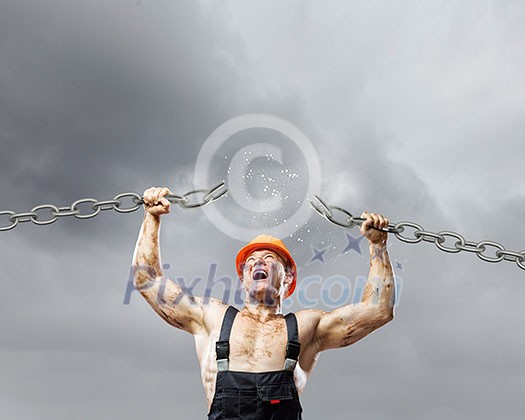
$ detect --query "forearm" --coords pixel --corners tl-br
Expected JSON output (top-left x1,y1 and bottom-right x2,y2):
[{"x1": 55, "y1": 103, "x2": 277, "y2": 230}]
[
  {"x1": 132, "y1": 212, "x2": 164, "y2": 288},
  {"x1": 361, "y1": 240, "x2": 395, "y2": 317}
]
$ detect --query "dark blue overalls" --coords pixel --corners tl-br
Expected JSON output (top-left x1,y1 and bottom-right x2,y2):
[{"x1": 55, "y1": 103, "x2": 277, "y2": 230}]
[{"x1": 207, "y1": 306, "x2": 303, "y2": 420}]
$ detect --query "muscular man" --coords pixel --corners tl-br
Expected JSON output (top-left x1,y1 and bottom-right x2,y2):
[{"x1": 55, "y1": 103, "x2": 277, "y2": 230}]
[{"x1": 132, "y1": 187, "x2": 395, "y2": 419}]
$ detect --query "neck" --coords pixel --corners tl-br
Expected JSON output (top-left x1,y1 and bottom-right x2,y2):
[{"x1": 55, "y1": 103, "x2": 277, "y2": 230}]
[{"x1": 242, "y1": 297, "x2": 282, "y2": 320}]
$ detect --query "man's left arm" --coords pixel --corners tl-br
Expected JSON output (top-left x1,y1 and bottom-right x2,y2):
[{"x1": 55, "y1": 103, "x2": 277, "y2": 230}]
[{"x1": 312, "y1": 211, "x2": 396, "y2": 352}]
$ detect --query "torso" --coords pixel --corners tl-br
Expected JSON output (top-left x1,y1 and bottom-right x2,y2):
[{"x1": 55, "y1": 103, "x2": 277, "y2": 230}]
[{"x1": 193, "y1": 305, "x2": 322, "y2": 410}]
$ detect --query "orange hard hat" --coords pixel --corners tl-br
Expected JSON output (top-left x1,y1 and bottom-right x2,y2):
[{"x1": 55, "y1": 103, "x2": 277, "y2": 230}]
[{"x1": 236, "y1": 234, "x2": 297, "y2": 299}]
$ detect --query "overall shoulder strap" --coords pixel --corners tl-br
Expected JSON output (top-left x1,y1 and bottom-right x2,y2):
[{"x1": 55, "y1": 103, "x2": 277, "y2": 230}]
[
  {"x1": 284, "y1": 312, "x2": 301, "y2": 371},
  {"x1": 216, "y1": 306, "x2": 239, "y2": 372}
]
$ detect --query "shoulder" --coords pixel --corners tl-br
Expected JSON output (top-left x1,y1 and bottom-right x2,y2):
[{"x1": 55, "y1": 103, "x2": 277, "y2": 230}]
[
  {"x1": 293, "y1": 309, "x2": 324, "y2": 344},
  {"x1": 295, "y1": 308, "x2": 325, "y2": 326},
  {"x1": 199, "y1": 298, "x2": 231, "y2": 336}
]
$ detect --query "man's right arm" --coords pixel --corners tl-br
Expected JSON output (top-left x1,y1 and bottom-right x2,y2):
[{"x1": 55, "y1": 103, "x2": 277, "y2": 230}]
[{"x1": 132, "y1": 187, "x2": 216, "y2": 336}]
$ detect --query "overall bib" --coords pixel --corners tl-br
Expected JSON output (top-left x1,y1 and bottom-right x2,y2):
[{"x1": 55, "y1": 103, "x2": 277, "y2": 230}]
[{"x1": 207, "y1": 306, "x2": 303, "y2": 420}]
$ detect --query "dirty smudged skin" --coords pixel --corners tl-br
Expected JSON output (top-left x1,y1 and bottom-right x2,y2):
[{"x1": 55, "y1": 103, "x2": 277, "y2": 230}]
[
  {"x1": 132, "y1": 187, "x2": 396, "y2": 411},
  {"x1": 229, "y1": 310, "x2": 286, "y2": 369}
]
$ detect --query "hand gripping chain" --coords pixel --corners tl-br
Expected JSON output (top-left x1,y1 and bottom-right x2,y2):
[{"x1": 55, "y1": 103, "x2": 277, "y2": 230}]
[
  {"x1": 310, "y1": 195, "x2": 525, "y2": 271},
  {"x1": 0, "y1": 182, "x2": 228, "y2": 232}
]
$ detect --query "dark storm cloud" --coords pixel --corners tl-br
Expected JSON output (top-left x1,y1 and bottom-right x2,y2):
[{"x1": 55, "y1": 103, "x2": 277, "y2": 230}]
[{"x1": 0, "y1": 0, "x2": 243, "y2": 210}]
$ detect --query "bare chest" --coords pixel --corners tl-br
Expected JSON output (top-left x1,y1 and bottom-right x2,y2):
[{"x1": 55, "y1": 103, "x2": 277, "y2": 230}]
[{"x1": 228, "y1": 315, "x2": 289, "y2": 371}]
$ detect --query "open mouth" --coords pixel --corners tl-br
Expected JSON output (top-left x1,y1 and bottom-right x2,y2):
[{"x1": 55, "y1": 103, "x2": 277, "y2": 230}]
[{"x1": 252, "y1": 269, "x2": 268, "y2": 281}]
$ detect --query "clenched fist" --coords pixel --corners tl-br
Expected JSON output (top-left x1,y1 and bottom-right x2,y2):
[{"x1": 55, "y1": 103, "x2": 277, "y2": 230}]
[
  {"x1": 143, "y1": 187, "x2": 172, "y2": 217},
  {"x1": 360, "y1": 211, "x2": 389, "y2": 244}
]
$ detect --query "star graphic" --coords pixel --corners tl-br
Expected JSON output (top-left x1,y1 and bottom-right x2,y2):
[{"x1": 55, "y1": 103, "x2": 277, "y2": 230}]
[
  {"x1": 394, "y1": 260, "x2": 407, "y2": 272},
  {"x1": 340, "y1": 232, "x2": 364, "y2": 256},
  {"x1": 308, "y1": 245, "x2": 328, "y2": 264}
]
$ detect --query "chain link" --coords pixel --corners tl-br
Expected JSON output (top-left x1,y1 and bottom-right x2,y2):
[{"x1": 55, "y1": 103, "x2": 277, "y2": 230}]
[
  {"x1": 31, "y1": 205, "x2": 60, "y2": 225},
  {"x1": 392, "y1": 222, "x2": 424, "y2": 243},
  {"x1": 516, "y1": 252, "x2": 525, "y2": 270},
  {"x1": 71, "y1": 198, "x2": 101, "y2": 219},
  {"x1": 0, "y1": 211, "x2": 17, "y2": 231},
  {"x1": 113, "y1": 193, "x2": 143, "y2": 213},
  {"x1": 455, "y1": 240, "x2": 485, "y2": 254},
  {"x1": 0, "y1": 182, "x2": 228, "y2": 232},
  {"x1": 310, "y1": 196, "x2": 525, "y2": 272},
  {"x1": 476, "y1": 241, "x2": 505, "y2": 263}
]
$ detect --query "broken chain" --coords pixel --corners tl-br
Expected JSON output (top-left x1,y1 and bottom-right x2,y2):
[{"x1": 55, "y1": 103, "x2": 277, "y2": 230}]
[
  {"x1": 0, "y1": 182, "x2": 228, "y2": 232},
  {"x1": 3, "y1": 185, "x2": 523, "y2": 272},
  {"x1": 311, "y1": 195, "x2": 525, "y2": 271}
]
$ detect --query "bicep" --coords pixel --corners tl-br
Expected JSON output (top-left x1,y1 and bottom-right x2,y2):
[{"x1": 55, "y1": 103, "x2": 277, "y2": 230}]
[
  {"x1": 139, "y1": 277, "x2": 208, "y2": 335},
  {"x1": 314, "y1": 302, "x2": 390, "y2": 351}
]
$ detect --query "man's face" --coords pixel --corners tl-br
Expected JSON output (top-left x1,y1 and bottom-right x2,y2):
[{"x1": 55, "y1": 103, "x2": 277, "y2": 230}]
[{"x1": 241, "y1": 249, "x2": 289, "y2": 303}]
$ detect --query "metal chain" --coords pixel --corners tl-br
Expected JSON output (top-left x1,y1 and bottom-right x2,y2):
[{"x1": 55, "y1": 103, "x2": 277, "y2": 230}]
[
  {"x1": 310, "y1": 195, "x2": 525, "y2": 271},
  {"x1": 3, "y1": 184, "x2": 523, "y2": 271},
  {"x1": 0, "y1": 182, "x2": 228, "y2": 232}
]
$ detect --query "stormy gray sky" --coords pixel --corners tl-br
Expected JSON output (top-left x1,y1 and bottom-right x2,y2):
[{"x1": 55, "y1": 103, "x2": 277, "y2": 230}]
[{"x1": 1, "y1": 1, "x2": 524, "y2": 419}]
